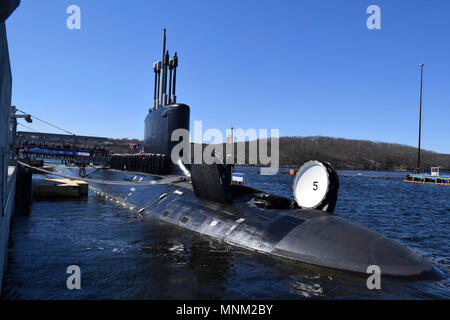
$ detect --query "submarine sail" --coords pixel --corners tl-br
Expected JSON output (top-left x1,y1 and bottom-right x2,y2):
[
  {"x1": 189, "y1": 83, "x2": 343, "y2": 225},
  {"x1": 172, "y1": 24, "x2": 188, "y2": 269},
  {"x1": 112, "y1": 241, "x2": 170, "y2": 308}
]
[{"x1": 144, "y1": 29, "x2": 189, "y2": 175}]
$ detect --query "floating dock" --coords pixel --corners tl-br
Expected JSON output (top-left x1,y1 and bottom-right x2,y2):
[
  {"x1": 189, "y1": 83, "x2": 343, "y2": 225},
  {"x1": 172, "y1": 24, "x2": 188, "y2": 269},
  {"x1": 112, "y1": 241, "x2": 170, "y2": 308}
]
[
  {"x1": 33, "y1": 177, "x2": 89, "y2": 198},
  {"x1": 404, "y1": 173, "x2": 450, "y2": 186}
]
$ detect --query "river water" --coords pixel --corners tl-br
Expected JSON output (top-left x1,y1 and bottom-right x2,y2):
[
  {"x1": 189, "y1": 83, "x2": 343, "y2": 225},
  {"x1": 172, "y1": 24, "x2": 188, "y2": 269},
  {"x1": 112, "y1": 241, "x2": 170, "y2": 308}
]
[{"x1": 2, "y1": 166, "x2": 449, "y2": 299}]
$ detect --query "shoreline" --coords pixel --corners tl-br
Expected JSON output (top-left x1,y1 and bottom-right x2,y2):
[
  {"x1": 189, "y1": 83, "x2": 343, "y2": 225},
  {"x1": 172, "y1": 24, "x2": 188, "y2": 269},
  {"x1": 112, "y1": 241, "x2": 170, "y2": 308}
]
[{"x1": 234, "y1": 164, "x2": 450, "y2": 174}]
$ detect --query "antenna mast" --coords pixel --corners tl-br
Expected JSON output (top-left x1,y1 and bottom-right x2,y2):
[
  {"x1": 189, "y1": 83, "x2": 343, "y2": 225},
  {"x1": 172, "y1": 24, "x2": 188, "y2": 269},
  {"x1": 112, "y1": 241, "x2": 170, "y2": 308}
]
[{"x1": 153, "y1": 29, "x2": 179, "y2": 110}]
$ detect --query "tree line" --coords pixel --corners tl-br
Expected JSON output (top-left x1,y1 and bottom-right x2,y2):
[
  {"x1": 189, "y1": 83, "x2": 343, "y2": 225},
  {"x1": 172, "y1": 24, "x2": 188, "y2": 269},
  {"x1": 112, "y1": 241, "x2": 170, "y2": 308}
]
[
  {"x1": 107, "y1": 136, "x2": 450, "y2": 171},
  {"x1": 276, "y1": 136, "x2": 450, "y2": 171}
]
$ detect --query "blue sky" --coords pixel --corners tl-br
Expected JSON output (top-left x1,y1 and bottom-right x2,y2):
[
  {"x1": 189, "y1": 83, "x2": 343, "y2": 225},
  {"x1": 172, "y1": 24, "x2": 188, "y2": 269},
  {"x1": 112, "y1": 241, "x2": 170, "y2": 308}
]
[{"x1": 6, "y1": 0, "x2": 450, "y2": 154}]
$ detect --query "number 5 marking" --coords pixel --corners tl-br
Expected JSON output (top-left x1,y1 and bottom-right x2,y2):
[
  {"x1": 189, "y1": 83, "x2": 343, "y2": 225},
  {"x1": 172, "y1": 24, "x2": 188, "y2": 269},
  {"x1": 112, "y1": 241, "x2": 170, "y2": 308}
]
[{"x1": 313, "y1": 181, "x2": 318, "y2": 191}]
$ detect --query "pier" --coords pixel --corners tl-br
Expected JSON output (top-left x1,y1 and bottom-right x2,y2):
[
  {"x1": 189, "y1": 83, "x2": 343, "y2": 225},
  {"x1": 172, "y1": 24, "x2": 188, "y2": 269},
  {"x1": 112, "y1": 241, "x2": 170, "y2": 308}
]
[
  {"x1": 17, "y1": 131, "x2": 109, "y2": 166},
  {"x1": 1, "y1": 0, "x2": 95, "y2": 294},
  {"x1": 404, "y1": 173, "x2": 450, "y2": 186},
  {"x1": 0, "y1": 0, "x2": 19, "y2": 294},
  {"x1": 0, "y1": 166, "x2": 16, "y2": 293},
  {"x1": 404, "y1": 167, "x2": 450, "y2": 186}
]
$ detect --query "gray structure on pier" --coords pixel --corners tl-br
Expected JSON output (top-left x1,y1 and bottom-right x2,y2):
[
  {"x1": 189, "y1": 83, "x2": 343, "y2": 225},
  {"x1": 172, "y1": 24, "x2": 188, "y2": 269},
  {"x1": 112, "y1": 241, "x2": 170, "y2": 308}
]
[{"x1": 0, "y1": 0, "x2": 20, "y2": 294}]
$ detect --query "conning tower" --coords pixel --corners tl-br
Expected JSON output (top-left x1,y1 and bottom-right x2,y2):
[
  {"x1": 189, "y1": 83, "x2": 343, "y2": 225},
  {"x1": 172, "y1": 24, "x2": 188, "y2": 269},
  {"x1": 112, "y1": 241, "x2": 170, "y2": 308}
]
[{"x1": 144, "y1": 29, "x2": 190, "y2": 172}]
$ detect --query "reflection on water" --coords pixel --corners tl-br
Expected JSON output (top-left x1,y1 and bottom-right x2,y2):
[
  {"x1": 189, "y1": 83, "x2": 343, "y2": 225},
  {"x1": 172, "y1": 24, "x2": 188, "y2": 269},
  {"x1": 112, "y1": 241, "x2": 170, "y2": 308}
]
[{"x1": 2, "y1": 167, "x2": 449, "y2": 299}]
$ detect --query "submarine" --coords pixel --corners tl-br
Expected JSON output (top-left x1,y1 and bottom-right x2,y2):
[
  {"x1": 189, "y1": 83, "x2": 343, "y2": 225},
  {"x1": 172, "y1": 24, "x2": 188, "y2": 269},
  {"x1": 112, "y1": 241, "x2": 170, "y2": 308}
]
[{"x1": 68, "y1": 29, "x2": 443, "y2": 280}]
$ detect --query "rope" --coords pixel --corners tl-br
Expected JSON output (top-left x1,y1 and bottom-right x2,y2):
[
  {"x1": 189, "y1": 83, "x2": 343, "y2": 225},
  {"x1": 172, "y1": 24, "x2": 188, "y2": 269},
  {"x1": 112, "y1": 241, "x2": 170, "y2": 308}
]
[
  {"x1": 17, "y1": 109, "x2": 76, "y2": 135},
  {"x1": 18, "y1": 161, "x2": 188, "y2": 186},
  {"x1": 18, "y1": 123, "x2": 39, "y2": 132}
]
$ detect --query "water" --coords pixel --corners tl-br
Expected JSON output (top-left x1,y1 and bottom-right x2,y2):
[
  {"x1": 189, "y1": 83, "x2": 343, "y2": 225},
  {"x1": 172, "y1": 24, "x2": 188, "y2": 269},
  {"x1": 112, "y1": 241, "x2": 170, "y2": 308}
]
[{"x1": 2, "y1": 167, "x2": 449, "y2": 299}]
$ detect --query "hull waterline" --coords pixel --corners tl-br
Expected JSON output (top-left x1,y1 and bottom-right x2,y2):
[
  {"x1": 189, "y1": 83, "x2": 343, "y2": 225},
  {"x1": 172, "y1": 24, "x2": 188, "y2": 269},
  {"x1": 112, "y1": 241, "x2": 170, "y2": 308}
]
[{"x1": 62, "y1": 166, "x2": 443, "y2": 280}]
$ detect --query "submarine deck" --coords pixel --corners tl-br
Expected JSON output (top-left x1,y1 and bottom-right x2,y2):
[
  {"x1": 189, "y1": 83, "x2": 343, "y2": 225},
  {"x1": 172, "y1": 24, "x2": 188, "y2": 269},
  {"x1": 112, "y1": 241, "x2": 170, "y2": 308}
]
[{"x1": 52, "y1": 165, "x2": 442, "y2": 280}]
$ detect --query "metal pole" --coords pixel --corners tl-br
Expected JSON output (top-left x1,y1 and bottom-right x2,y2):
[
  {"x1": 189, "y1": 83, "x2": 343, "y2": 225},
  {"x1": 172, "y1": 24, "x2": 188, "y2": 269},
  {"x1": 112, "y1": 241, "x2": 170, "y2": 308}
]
[
  {"x1": 157, "y1": 63, "x2": 161, "y2": 104},
  {"x1": 231, "y1": 127, "x2": 234, "y2": 164},
  {"x1": 153, "y1": 62, "x2": 158, "y2": 109},
  {"x1": 172, "y1": 52, "x2": 178, "y2": 104},
  {"x1": 11, "y1": 118, "x2": 17, "y2": 162},
  {"x1": 168, "y1": 64, "x2": 173, "y2": 104},
  {"x1": 154, "y1": 62, "x2": 161, "y2": 110},
  {"x1": 159, "y1": 29, "x2": 166, "y2": 108},
  {"x1": 10, "y1": 106, "x2": 17, "y2": 162},
  {"x1": 417, "y1": 64, "x2": 424, "y2": 171},
  {"x1": 162, "y1": 50, "x2": 169, "y2": 106}
]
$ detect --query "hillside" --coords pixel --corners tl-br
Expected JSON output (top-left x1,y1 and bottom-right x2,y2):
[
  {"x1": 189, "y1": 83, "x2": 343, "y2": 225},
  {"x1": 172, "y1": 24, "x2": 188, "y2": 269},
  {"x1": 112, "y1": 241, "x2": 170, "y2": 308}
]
[
  {"x1": 107, "y1": 136, "x2": 450, "y2": 171},
  {"x1": 277, "y1": 136, "x2": 450, "y2": 171}
]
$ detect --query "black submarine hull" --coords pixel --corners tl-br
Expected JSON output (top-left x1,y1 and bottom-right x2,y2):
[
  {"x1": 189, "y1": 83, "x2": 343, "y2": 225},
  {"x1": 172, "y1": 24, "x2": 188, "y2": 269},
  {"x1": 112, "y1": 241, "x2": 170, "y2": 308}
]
[
  {"x1": 105, "y1": 29, "x2": 443, "y2": 280},
  {"x1": 62, "y1": 166, "x2": 442, "y2": 280}
]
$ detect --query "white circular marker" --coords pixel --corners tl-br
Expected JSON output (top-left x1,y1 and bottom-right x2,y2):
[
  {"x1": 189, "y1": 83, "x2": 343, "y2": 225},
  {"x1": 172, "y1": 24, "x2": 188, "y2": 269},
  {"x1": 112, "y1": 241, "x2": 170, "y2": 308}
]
[
  {"x1": 210, "y1": 220, "x2": 218, "y2": 227},
  {"x1": 293, "y1": 161, "x2": 330, "y2": 209}
]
